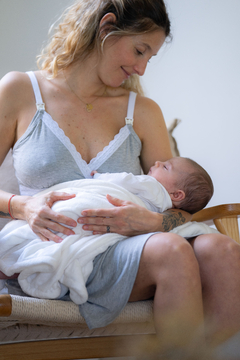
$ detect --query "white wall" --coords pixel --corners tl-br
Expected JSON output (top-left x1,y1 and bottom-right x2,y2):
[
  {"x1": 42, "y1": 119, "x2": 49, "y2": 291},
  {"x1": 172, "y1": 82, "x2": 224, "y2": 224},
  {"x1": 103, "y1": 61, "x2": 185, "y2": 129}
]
[
  {"x1": 1, "y1": 0, "x2": 240, "y2": 209},
  {"x1": 142, "y1": 0, "x2": 240, "y2": 208},
  {"x1": 0, "y1": 0, "x2": 72, "y2": 74}
]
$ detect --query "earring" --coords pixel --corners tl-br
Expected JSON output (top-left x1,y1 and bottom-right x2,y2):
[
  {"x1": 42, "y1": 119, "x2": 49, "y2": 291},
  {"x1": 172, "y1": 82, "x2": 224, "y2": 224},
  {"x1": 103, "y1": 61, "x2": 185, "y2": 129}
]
[{"x1": 101, "y1": 36, "x2": 106, "y2": 51}]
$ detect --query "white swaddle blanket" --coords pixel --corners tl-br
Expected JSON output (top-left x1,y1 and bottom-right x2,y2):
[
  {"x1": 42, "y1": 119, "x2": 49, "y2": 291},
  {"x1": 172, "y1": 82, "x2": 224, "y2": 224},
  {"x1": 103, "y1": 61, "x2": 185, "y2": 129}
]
[{"x1": 0, "y1": 176, "x2": 218, "y2": 304}]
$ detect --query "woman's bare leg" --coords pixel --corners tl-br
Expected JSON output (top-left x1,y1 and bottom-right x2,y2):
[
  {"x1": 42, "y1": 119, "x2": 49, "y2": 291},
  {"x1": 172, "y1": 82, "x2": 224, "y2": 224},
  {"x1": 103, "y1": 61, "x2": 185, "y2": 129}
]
[
  {"x1": 0, "y1": 271, "x2": 18, "y2": 279},
  {"x1": 191, "y1": 233, "x2": 240, "y2": 344},
  {"x1": 129, "y1": 233, "x2": 204, "y2": 346}
]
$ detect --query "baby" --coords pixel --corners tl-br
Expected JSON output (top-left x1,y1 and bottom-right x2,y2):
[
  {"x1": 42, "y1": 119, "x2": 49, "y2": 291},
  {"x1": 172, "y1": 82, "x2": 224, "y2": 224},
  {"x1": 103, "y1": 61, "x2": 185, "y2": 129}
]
[{"x1": 92, "y1": 156, "x2": 214, "y2": 215}]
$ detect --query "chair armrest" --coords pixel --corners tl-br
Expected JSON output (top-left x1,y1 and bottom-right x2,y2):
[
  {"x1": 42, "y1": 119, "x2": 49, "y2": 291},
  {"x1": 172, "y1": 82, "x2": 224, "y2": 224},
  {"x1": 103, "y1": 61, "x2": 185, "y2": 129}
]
[
  {"x1": 0, "y1": 294, "x2": 12, "y2": 316},
  {"x1": 192, "y1": 203, "x2": 240, "y2": 244},
  {"x1": 192, "y1": 203, "x2": 240, "y2": 222}
]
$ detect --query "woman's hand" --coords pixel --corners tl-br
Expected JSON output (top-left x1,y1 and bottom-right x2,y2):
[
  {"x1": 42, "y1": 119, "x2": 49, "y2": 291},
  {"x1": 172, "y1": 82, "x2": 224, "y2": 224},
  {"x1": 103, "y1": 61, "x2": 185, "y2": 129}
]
[
  {"x1": 14, "y1": 192, "x2": 77, "y2": 242},
  {"x1": 79, "y1": 194, "x2": 158, "y2": 236},
  {"x1": 78, "y1": 195, "x2": 192, "y2": 236}
]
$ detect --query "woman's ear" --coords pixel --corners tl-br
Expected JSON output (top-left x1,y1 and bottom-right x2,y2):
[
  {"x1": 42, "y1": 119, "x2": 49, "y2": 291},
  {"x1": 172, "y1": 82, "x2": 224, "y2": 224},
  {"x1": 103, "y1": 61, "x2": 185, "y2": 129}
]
[{"x1": 99, "y1": 13, "x2": 117, "y2": 39}]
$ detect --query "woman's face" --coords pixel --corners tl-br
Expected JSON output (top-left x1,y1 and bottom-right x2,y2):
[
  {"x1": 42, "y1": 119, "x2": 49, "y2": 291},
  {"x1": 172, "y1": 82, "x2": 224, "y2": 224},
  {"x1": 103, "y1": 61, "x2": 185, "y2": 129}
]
[{"x1": 97, "y1": 30, "x2": 166, "y2": 87}]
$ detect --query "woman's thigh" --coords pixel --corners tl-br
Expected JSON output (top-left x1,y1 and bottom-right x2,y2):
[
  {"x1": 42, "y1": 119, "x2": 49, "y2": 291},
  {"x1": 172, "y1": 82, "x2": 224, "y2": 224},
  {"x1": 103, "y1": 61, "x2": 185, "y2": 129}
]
[{"x1": 129, "y1": 232, "x2": 200, "y2": 302}]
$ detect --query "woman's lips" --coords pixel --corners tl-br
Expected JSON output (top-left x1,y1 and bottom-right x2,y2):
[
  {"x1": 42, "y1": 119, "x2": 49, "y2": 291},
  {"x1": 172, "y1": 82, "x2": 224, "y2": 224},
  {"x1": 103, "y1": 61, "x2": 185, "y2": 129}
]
[{"x1": 121, "y1": 67, "x2": 131, "y2": 79}]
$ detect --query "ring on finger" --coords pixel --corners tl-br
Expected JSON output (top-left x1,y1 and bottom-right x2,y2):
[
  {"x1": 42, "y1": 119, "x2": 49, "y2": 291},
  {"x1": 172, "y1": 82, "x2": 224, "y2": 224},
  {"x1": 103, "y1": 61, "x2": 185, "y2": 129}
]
[{"x1": 106, "y1": 225, "x2": 110, "y2": 233}]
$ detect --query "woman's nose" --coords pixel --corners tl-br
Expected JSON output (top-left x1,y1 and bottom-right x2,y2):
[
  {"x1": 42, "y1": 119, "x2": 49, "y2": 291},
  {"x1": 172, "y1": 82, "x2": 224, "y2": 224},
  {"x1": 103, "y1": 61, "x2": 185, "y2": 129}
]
[{"x1": 133, "y1": 59, "x2": 148, "y2": 76}]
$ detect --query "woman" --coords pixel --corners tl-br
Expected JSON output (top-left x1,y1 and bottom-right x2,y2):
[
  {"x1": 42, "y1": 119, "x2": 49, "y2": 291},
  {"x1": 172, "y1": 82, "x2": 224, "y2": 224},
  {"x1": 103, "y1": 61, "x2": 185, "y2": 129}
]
[{"x1": 0, "y1": 0, "x2": 240, "y2": 345}]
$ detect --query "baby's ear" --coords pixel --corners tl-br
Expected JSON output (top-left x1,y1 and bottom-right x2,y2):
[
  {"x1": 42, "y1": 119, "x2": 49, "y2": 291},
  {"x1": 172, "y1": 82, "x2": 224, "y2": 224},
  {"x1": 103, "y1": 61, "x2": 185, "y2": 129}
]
[{"x1": 169, "y1": 190, "x2": 185, "y2": 202}]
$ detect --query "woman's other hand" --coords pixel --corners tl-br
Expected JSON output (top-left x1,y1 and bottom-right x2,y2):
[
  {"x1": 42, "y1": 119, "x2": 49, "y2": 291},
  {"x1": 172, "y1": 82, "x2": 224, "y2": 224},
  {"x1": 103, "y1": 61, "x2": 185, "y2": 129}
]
[
  {"x1": 13, "y1": 192, "x2": 77, "y2": 242},
  {"x1": 78, "y1": 194, "x2": 192, "y2": 236}
]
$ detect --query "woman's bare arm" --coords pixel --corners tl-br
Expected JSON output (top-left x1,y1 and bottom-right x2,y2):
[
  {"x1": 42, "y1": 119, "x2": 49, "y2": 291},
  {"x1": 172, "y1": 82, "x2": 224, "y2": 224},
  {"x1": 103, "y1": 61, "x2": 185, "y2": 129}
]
[
  {"x1": 0, "y1": 72, "x2": 77, "y2": 242},
  {"x1": 134, "y1": 95, "x2": 173, "y2": 172},
  {"x1": 0, "y1": 72, "x2": 21, "y2": 220}
]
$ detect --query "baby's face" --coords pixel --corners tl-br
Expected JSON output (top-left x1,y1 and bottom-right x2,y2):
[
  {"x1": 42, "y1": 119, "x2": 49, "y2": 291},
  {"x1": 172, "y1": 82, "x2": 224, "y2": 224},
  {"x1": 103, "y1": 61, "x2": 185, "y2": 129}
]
[{"x1": 148, "y1": 157, "x2": 190, "y2": 193}]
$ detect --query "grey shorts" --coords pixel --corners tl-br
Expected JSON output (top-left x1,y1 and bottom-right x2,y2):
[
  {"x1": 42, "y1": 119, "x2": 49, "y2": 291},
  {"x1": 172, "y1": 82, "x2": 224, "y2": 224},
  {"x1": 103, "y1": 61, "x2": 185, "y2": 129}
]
[{"x1": 79, "y1": 233, "x2": 155, "y2": 329}]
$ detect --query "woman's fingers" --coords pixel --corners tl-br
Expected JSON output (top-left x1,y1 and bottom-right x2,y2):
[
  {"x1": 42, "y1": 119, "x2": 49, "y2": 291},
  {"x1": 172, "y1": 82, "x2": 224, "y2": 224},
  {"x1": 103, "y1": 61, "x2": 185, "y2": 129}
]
[
  {"x1": 25, "y1": 191, "x2": 78, "y2": 242},
  {"x1": 31, "y1": 215, "x2": 76, "y2": 242},
  {"x1": 35, "y1": 229, "x2": 63, "y2": 243},
  {"x1": 80, "y1": 196, "x2": 129, "y2": 218},
  {"x1": 43, "y1": 191, "x2": 77, "y2": 208},
  {"x1": 47, "y1": 208, "x2": 77, "y2": 229},
  {"x1": 79, "y1": 204, "x2": 121, "y2": 234},
  {"x1": 79, "y1": 193, "x2": 164, "y2": 236},
  {"x1": 79, "y1": 196, "x2": 149, "y2": 236},
  {"x1": 105, "y1": 194, "x2": 126, "y2": 206}
]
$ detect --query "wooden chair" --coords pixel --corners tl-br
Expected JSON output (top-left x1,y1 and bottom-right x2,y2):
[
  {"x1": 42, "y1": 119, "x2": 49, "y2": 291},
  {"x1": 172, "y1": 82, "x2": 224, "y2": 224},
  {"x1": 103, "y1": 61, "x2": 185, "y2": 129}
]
[{"x1": 0, "y1": 203, "x2": 239, "y2": 360}]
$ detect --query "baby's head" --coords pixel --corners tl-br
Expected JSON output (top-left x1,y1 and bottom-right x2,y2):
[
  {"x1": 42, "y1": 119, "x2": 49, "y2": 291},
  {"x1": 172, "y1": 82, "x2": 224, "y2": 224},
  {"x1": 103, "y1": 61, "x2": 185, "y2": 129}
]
[{"x1": 148, "y1": 157, "x2": 214, "y2": 214}]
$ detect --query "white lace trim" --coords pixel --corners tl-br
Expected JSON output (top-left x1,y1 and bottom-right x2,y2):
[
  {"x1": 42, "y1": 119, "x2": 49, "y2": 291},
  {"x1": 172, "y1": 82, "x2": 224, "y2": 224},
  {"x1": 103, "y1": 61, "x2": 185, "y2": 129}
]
[
  {"x1": 41, "y1": 112, "x2": 131, "y2": 178},
  {"x1": 26, "y1": 71, "x2": 137, "y2": 178}
]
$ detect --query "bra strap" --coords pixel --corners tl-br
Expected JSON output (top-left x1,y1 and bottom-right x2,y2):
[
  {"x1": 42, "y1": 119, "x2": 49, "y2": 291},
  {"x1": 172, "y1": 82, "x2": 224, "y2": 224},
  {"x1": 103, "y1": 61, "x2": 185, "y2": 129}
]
[
  {"x1": 125, "y1": 91, "x2": 137, "y2": 125},
  {"x1": 26, "y1": 71, "x2": 45, "y2": 111}
]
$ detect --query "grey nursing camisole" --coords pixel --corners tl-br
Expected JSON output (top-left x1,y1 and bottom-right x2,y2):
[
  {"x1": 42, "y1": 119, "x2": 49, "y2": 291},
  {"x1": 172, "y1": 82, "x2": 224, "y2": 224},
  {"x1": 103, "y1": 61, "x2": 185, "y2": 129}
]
[
  {"x1": 9, "y1": 72, "x2": 152, "y2": 331},
  {"x1": 12, "y1": 71, "x2": 142, "y2": 195}
]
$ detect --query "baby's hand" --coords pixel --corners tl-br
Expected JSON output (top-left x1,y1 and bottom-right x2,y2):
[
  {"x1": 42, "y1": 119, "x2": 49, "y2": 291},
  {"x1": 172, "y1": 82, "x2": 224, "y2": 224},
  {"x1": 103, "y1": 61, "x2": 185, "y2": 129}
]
[{"x1": 91, "y1": 170, "x2": 98, "y2": 177}]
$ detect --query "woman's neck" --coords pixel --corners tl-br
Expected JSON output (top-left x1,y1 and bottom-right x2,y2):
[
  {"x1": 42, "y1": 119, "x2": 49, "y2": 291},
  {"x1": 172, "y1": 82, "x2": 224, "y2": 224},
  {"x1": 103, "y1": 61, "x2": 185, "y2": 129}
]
[{"x1": 62, "y1": 57, "x2": 106, "y2": 100}]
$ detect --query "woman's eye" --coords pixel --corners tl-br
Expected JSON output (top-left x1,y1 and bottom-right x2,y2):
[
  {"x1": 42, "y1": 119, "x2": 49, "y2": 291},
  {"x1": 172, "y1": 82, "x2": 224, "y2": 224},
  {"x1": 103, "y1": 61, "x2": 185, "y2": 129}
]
[{"x1": 136, "y1": 49, "x2": 143, "y2": 56}]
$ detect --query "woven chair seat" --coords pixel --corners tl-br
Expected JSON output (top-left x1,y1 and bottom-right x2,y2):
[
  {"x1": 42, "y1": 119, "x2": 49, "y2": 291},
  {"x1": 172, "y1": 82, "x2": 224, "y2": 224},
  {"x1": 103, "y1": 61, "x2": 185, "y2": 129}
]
[{"x1": 0, "y1": 295, "x2": 155, "y2": 344}]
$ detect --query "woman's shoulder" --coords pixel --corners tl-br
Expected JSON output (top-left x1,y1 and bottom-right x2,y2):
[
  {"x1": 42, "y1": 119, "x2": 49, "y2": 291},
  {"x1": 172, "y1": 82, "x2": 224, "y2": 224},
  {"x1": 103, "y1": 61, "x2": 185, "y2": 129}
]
[
  {"x1": 1, "y1": 71, "x2": 30, "y2": 88},
  {"x1": 0, "y1": 71, "x2": 33, "y2": 102},
  {"x1": 0, "y1": 72, "x2": 32, "y2": 158},
  {"x1": 0, "y1": 71, "x2": 36, "y2": 132},
  {"x1": 0, "y1": 71, "x2": 36, "y2": 110},
  {"x1": 0, "y1": 71, "x2": 29, "y2": 91},
  {"x1": 135, "y1": 94, "x2": 163, "y2": 116},
  {"x1": 134, "y1": 94, "x2": 165, "y2": 133}
]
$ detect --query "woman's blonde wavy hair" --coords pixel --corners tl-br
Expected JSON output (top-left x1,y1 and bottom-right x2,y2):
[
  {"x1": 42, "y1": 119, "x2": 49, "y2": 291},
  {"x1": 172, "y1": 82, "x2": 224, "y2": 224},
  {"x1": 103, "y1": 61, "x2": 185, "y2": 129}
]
[{"x1": 37, "y1": 0, "x2": 171, "y2": 95}]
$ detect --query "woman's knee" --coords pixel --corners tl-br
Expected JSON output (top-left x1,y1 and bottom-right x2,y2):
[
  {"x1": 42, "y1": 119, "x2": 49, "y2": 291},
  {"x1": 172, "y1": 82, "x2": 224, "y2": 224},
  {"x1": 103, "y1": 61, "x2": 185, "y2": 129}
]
[
  {"x1": 146, "y1": 232, "x2": 193, "y2": 256},
  {"x1": 192, "y1": 233, "x2": 240, "y2": 264},
  {"x1": 143, "y1": 233, "x2": 200, "y2": 275}
]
